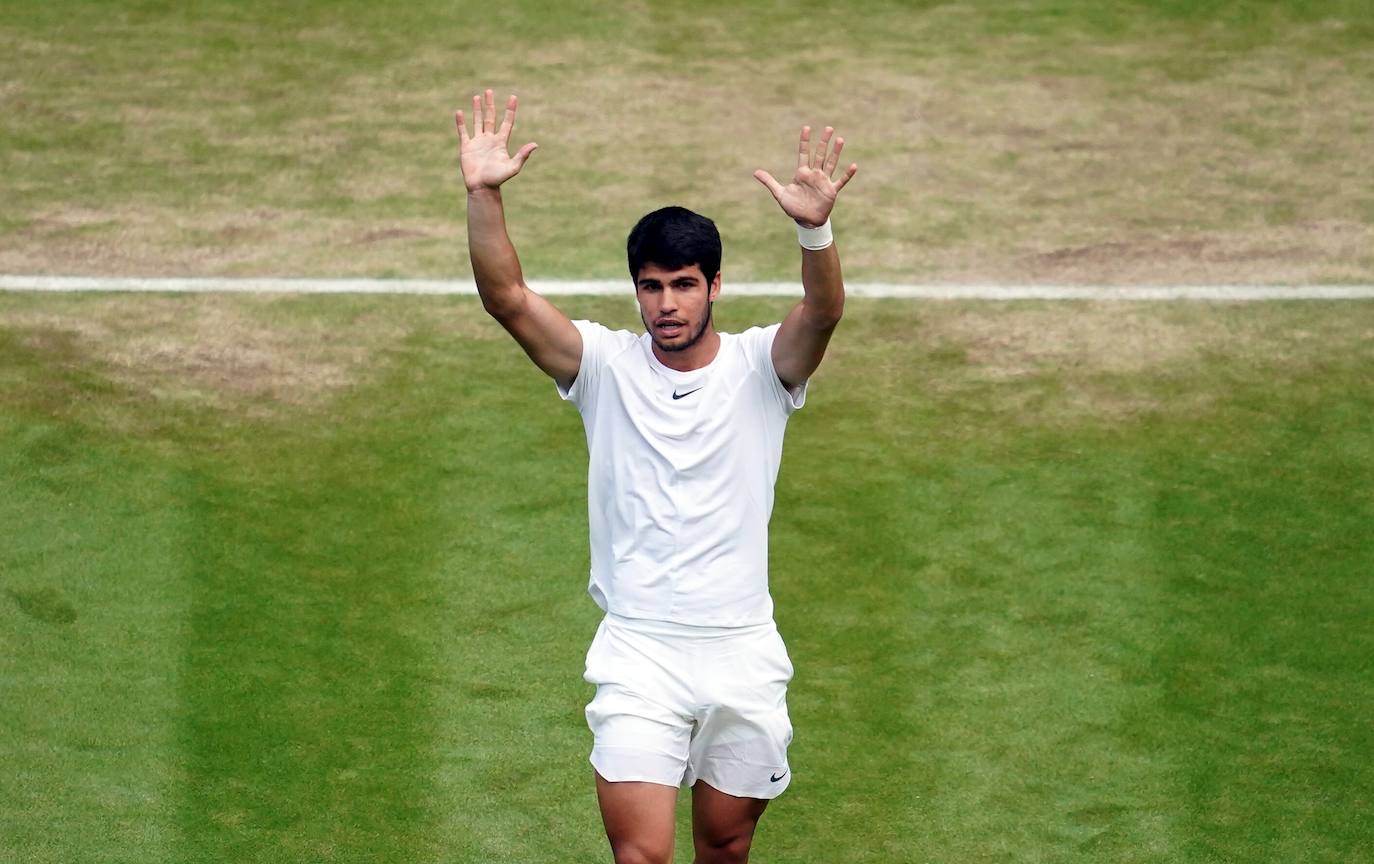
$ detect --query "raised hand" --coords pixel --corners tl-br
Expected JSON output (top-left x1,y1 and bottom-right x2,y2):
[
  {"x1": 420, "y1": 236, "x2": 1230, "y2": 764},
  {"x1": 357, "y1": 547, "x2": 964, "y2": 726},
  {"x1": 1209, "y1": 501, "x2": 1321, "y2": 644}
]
[
  {"x1": 455, "y1": 89, "x2": 538, "y2": 192},
  {"x1": 754, "y1": 125, "x2": 858, "y2": 228}
]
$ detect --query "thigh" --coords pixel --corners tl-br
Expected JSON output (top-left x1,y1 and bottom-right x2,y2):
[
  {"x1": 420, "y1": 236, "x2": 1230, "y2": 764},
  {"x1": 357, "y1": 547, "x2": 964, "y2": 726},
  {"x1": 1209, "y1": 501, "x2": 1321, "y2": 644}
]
[
  {"x1": 596, "y1": 772, "x2": 678, "y2": 864},
  {"x1": 691, "y1": 780, "x2": 769, "y2": 860}
]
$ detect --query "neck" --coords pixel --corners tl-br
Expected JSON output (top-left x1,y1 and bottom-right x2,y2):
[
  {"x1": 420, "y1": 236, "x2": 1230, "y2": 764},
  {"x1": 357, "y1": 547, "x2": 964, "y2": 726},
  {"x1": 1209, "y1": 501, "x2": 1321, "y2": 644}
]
[{"x1": 652, "y1": 327, "x2": 721, "y2": 372}]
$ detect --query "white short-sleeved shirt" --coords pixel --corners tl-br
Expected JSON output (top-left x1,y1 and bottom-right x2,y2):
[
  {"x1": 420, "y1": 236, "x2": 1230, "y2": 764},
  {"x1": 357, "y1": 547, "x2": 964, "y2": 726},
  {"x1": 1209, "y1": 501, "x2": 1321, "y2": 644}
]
[{"x1": 557, "y1": 321, "x2": 807, "y2": 627}]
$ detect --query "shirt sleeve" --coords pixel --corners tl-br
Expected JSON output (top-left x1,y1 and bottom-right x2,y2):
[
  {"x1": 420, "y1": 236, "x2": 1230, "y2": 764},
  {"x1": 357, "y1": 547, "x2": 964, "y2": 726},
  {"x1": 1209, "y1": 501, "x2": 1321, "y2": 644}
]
[
  {"x1": 741, "y1": 323, "x2": 808, "y2": 415},
  {"x1": 556, "y1": 320, "x2": 637, "y2": 410}
]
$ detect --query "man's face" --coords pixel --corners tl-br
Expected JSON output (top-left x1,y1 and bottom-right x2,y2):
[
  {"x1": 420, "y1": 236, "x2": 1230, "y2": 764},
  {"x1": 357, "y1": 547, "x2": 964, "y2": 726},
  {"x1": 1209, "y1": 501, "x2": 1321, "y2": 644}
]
[{"x1": 635, "y1": 262, "x2": 721, "y2": 353}]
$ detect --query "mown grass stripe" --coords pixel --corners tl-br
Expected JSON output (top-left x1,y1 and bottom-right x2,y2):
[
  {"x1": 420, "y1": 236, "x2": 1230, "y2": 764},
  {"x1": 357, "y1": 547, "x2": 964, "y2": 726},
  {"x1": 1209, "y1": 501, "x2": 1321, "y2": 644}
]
[
  {"x1": 171, "y1": 333, "x2": 459, "y2": 862},
  {"x1": 0, "y1": 333, "x2": 188, "y2": 864}
]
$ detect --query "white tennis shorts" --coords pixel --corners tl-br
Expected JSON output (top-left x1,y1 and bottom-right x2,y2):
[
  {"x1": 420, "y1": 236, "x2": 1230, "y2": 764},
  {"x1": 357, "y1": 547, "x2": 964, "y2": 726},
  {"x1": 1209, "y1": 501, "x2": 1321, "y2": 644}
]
[{"x1": 583, "y1": 613, "x2": 794, "y2": 800}]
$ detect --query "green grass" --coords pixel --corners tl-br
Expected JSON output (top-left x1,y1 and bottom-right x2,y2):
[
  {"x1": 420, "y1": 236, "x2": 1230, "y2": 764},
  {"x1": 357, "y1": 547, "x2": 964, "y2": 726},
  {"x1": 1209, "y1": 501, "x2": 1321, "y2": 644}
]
[
  {"x1": 2, "y1": 0, "x2": 1373, "y2": 282},
  {"x1": 3, "y1": 292, "x2": 1372, "y2": 862},
  {"x1": 3, "y1": 1, "x2": 1373, "y2": 859}
]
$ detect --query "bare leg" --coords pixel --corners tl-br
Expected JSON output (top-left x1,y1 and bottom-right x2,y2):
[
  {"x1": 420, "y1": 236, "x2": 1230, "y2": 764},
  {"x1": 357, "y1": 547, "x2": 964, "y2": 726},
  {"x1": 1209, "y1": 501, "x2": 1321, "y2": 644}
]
[
  {"x1": 596, "y1": 771, "x2": 679, "y2": 864},
  {"x1": 690, "y1": 781, "x2": 769, "y2": 864}
]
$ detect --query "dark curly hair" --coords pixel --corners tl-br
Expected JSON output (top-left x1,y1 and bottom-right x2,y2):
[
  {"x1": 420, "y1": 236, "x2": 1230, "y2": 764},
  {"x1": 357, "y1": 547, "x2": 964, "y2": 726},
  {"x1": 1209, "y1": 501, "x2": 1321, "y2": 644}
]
[{"x1": 626, "y1": 206, "x2": 721, "y2": 284}]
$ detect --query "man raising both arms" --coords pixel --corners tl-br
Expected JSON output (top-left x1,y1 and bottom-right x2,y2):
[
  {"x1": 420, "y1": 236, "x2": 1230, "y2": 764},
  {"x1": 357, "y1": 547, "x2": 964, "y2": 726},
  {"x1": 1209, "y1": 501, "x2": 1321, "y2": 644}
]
[{"x1": 455, "y1": 89, "x2": 857, "y2": 864}]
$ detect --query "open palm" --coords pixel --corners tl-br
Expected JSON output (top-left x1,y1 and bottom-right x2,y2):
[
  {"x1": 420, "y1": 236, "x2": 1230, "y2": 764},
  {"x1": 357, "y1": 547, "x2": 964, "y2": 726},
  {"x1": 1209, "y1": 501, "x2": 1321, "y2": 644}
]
[
  {"x1": 455, "y1": 90, "x2": 538, "y2": 192},
  {"x1": 754, "y1": 125, "x2": 858, "y2": 228}
]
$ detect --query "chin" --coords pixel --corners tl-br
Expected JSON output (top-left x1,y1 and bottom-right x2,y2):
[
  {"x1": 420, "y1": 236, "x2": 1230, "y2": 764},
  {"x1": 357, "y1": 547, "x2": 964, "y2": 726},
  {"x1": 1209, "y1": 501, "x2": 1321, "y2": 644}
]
[
  {"x1": 645, "y1": 305, "x2": 712, "y2": 354},
  {"x1": 659, "y1": 322, "x2": 709, "y2": 353}
]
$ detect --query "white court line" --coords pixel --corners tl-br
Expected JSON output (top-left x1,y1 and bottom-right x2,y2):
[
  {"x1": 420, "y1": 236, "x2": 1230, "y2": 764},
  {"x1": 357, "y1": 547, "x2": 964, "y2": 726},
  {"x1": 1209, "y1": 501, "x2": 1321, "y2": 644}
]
[{"x1": 2, "y1": 274, "x2": 1373, "y2": 300}]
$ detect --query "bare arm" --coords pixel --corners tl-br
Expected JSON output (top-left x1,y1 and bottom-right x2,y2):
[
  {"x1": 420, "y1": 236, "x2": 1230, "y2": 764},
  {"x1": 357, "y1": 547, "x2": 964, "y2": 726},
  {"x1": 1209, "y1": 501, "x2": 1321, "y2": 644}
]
[
  {"x1": 754, "y1": 125, "x2": 858, "y2": 390},
  {"x1": 456, "y1": 90, "x2": 581, "y2": 386}
]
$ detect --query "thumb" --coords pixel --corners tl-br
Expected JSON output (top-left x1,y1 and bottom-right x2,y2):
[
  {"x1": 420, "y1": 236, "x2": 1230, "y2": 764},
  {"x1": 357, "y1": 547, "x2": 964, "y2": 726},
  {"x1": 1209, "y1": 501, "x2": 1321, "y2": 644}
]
[
  {"x1": 753, "y1": 169, "x2": 785, "y2": 201},
  {"x1": 513, "y1": 142, "x2": 539, "y2": 169}
]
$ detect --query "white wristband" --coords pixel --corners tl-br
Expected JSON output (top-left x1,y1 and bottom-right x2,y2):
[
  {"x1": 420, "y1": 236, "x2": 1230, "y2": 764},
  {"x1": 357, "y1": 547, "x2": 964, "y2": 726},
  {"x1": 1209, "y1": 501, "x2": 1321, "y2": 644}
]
[{"x1": 796, "y1": 219, "x2": 833, "y2": 251}]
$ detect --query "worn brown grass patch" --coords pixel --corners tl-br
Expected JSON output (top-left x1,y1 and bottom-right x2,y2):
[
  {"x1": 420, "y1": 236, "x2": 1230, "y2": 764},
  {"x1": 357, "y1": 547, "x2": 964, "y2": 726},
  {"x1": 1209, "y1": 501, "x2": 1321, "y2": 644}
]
[
  {"x1": 924, "y1": 305, "x2": 1227, "y2": 380},
  {"x1": 2, "y1": 296, "x2": 388, "y2": 412},
  {"x1": 0, "y1": 295, "x2": 516, "y2": 417},
  {"x1": 887, "y1": 303, "x2": 1278, "y2": 421},
  {"x1": 0, "y1": 206, "x2": 459, "y2": 277}
]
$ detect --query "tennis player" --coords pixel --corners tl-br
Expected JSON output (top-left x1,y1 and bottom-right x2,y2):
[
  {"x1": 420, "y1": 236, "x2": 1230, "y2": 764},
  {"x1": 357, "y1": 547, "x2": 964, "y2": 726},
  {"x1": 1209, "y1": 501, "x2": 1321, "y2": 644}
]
[{"x1": 455, "y1": 89, "x2": 856, "y2": 864}]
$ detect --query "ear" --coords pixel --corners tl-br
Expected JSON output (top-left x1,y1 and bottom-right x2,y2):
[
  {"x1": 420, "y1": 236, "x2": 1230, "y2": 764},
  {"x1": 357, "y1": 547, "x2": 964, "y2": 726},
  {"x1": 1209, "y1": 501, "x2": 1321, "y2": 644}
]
[{"x1": 708, "y1": 271, "x2": 722, "y2": 302}]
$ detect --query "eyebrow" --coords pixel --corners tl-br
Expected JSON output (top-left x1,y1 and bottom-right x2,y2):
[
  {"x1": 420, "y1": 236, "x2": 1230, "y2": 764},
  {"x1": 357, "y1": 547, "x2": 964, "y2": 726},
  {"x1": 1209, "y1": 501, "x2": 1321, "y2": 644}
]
[{"x1": 637, "y1": 276, "x2": 701, "y2": 288}]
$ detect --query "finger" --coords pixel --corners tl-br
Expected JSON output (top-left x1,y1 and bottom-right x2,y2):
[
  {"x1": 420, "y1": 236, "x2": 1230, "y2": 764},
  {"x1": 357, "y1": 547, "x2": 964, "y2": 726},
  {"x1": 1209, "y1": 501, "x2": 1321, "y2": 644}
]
[
  {"x1": 753, "y1": 169, "x2": 786, "y2": 201},
  {"x1": 512, "y1": 141, "x2": 539, "y2": 170},
  {"x1": 834, "y1": 162, "x2": 858, "y2": 192},
  {"x1": 455, "y1": 110, "x2": 469, "y2": 145},
  {"x1": 796, "y1": 125, "x2": 811, "y2": 171},
  {"x1": 824, "y1": 136, "x2": 845, "y2": 175},
  {"x1": 498, "y1": 94, "x2": 517, "y2": 142},
  {"x1": 472, "y1": 94, "x2": 482, "y2": 133},
  {"x1": 483, "y1": 89, "x2": 496, "y2": 133},
  {"x1": 814, "y1": 126, "x2": 833, "y2": 170}
]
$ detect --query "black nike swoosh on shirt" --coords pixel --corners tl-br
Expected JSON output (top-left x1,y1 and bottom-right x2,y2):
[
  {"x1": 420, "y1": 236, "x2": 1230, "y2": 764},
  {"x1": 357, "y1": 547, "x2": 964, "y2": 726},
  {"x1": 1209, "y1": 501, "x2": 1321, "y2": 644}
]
[
  {"x1": 672, "y1": 387, "x2": 703, "y2": 400},
  {"x1": 770, "y1": 771, "x2": 787, "y2": 782}
]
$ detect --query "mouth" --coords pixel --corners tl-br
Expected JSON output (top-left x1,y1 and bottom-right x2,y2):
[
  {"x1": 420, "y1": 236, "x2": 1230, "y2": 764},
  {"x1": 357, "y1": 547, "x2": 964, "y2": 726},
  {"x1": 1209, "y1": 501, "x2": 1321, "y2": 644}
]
[{"x1": 655, "y1": 320, "x2": 686, "y2": 338}]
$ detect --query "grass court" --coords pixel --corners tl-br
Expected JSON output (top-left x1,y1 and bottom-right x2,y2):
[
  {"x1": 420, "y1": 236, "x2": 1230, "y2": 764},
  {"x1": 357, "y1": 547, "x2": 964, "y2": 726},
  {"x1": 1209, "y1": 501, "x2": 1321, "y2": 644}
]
[{"x1": 2, "y1": 1, "x2": 1373, "y2": 862}]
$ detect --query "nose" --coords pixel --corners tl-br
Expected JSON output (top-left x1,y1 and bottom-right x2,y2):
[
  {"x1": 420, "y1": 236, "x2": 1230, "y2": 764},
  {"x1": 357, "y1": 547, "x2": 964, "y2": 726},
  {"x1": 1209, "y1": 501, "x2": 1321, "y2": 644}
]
[{"x1": 659, "y1": 287, "x2": 680, "y2": 314}]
